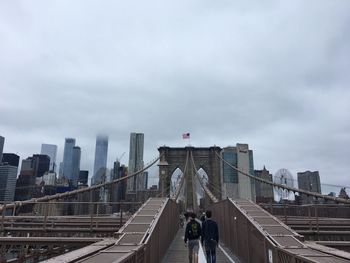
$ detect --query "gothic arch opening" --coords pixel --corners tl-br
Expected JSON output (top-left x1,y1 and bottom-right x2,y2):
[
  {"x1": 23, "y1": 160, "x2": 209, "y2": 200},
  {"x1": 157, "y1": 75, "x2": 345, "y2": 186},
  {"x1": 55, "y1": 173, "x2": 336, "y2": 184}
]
[
  {"x1": 170, "y1": 168, "x2": 185, "y2": 200},
  {"x1": 195, "y1": 168, "x2": 209, "y2": 208}
]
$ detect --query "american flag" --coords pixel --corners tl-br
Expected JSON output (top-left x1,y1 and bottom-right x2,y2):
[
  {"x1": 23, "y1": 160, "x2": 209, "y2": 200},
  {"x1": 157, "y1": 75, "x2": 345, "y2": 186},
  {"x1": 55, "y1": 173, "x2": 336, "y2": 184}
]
[{"x1": 182, "y1": 133, "x2": 190, "y2": 139}]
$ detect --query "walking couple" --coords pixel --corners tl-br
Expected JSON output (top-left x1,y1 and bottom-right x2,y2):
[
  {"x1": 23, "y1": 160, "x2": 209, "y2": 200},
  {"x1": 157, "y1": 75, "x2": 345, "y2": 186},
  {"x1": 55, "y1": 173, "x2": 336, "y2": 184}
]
[{"x1": 184, "y1": 211, "x2": 219, "y2": 263}]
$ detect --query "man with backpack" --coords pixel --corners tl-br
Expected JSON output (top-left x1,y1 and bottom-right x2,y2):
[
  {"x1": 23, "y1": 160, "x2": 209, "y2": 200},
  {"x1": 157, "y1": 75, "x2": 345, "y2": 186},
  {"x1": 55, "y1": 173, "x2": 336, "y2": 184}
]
[
  {"x1": 201, "y1": 210, "x2": 219, "y2": 263},
  {"x1": 184, "y1": 212, "x2": 202, "y2": 263}
]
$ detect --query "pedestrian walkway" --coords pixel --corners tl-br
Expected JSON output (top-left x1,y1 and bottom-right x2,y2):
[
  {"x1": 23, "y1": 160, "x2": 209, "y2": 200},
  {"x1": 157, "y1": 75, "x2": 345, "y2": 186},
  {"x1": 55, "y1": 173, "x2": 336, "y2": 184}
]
[{"x1": 162, "y1": 227, "x2": 241, "y2": 263}]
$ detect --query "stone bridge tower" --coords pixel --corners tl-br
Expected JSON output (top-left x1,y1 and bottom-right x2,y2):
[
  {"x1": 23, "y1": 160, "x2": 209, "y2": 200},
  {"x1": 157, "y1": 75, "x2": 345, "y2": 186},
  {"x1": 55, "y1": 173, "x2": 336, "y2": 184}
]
[{"x1": 158, "y1": 146, "x2": 222, "y2": 211}]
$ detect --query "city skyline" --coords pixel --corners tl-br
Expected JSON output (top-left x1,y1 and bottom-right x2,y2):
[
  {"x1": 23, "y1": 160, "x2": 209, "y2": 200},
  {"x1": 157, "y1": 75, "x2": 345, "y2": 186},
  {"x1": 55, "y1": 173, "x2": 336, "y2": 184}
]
[
  {"x1": 1, "y1": 132, "x2": 348, "y2": 195},
  {"x1": 1, "y1": 1, "x2": 350, "y2": 189}
]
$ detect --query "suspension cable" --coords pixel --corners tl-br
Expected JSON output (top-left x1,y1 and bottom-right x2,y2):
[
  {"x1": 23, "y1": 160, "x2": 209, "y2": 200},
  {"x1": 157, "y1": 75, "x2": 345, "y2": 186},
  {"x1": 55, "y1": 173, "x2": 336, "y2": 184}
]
[
  {"x1": 0, "y1": 155, "x2": 163, "y2": 211},
  {"x1": 171, "y1": 150, "x2": 189, "y2": 201},
  {"x1": 202, "y1": 177, "x2": 222, "y2": 196},
  {"x1": 190, "y1": 151, "x2": 218, "y2": 203},
  {"x1": 215, "y1": 152, "x2": 350, "y2": 205}
]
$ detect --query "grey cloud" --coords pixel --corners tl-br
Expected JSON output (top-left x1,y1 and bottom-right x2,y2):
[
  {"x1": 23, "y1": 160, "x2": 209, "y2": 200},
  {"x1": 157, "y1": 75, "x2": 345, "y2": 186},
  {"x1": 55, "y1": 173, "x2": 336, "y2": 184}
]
[{"x1": 1, "y1": 0, "x2": 350, "y2": 189}]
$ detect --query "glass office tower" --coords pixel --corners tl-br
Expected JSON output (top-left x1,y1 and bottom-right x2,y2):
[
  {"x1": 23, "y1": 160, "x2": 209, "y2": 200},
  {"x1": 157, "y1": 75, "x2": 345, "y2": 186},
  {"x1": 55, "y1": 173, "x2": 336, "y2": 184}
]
[
  {"x1": 62, "y1": 138, "x2": 76, "y2": 180},
  {"x1": 92, "y1": 135, "x2": 108, "y2": 185},
  {"x1": 41, "y1": 144, "x2": 58, "y2": 172},
  {"x1": 127, "y1": 133, "x2": 144, "y2": 192}
]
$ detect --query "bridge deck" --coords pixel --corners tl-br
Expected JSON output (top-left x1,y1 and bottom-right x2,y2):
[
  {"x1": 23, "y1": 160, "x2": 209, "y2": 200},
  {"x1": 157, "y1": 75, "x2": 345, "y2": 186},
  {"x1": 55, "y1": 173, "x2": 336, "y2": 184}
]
[{"x1": 162, "y1": 227, "x2": 240, "y2": 263}]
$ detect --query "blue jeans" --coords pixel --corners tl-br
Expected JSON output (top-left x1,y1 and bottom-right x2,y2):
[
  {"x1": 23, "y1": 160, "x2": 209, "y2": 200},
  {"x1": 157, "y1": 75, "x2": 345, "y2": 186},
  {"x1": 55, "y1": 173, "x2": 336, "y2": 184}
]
[
  {"x1": 204, "y1": 240, "x2": 217, "y2": 263},
  {"x1": 205, "y1": 249, "x2": 216, "y2": 263}
]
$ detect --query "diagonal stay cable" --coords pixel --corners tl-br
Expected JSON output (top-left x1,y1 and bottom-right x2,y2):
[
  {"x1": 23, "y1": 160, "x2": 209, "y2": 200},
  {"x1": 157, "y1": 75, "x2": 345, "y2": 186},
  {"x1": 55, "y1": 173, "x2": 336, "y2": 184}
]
[
  {"x1": 190, "y1": 151, "x2": 218, "y2": 203},
  {"x1": 171, "y1": 150, "x2": 189, "y2": 201},
  {"x1": 215, "y1": 151, "x2": 350, "y2": 205}
]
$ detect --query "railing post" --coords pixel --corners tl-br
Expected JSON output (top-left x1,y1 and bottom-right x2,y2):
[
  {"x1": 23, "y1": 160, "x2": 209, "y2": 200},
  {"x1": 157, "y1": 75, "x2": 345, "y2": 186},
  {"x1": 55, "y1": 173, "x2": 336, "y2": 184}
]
[
  {"x1": 44, "y1": 202, "x2": 49, "y2": 232},
  {"x1": 11, "y1": 203, "x2": 16, "y2": 228},
  {"x1": 12, "y1": 203, "x2": 16, "y2": 216},
  {"x1": 1, "y1": 203, "x2": 6, "y2": 237},
  {"x1": 120, "y1": 202, "x2": 123, "y2": 228},
  {"x1": 270, "y1": 201, "x2": 273, "y2": 214},
  {"x1": 96, "y1": 203, "x2": 99, "y2": 228},
  {"x1": 315, "y1": 205, "x2": 319, "y2": 240},
  {"x1": 308, "y1": 205, "x2": 312, "y2": 231},
  {"x1": 90, "y1": 202, "x2": 93, "y2": 232}
]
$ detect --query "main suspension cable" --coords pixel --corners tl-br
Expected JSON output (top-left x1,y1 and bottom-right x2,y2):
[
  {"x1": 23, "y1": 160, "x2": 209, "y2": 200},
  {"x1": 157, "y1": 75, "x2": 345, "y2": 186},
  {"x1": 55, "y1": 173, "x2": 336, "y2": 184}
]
[
  {"x1": 215, "y1": 152, "x2": 350, "y2": 205},
  {"x1": 1, "y1": 155, "x2": 163, "y2": 211}
]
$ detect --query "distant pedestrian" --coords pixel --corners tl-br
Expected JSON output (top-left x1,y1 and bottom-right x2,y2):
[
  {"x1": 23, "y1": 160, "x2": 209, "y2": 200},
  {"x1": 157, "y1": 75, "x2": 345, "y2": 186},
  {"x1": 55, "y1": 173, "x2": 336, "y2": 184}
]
[
  {"x1": 184, "y1": 211, "x2": 190, "y2": 222},
  {"x1": 179, "y1": 214, "x2": 185, "y2": 228},
  {"x1": 201, "y1": 210, "x2": 219, "y2": 263},
  {"x1": 200, "y1": 212, "x2": 206, "y2": 223},
  {"x1": 184, "y1": 212, "x2": 202, "y2": 263}
]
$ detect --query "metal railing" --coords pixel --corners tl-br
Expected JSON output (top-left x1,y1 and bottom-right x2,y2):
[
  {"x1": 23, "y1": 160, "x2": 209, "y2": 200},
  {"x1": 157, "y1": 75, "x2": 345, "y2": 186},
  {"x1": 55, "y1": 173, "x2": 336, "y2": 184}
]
[
  {"x1": 146, "y1": 199, "x2": 179, "y2": 262},
  {"x1": 120, "y1": 198, "x2": 179, "y2": 263},
  {"x1": 210, "y1": 198, "x2": 350, "y2": 263},
  {"x1": 40, "y1": 198, "x2": 179, "y2": 263}
]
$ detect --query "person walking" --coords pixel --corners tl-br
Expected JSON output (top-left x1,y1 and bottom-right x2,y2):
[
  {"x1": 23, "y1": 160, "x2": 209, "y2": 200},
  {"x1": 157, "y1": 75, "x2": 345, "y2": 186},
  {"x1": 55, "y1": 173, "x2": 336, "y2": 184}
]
[
  {"x1": 200, "y1": 212, "x2": 206, "y2": 223},
  {"x1": 201, "y1": 210, "x2": 219, "y2": 263},
  {"x1": 184, "y1": 212, "x2": 202, "y2": 263}
]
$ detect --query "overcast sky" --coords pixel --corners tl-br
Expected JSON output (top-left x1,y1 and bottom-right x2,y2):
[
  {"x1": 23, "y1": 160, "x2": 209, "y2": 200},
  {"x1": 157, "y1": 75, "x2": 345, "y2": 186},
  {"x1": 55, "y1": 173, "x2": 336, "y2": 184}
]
[{"x1": 1, "y1": 1, "x2": 350, "y2": 192}]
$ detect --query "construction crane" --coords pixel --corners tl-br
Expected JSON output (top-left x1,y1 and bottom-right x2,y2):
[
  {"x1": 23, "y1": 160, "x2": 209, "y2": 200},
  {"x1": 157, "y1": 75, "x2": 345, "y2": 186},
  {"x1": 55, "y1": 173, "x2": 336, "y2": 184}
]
[{"x1": 117, "y1": 152, "x2": 125, "y2": 163}]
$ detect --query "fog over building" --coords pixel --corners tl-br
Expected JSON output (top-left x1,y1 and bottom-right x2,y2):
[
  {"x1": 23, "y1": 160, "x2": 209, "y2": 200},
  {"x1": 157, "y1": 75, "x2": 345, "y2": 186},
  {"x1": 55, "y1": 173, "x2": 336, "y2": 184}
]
[
  {"x1": 127, "y1": 133, "x2": 144, "y2": 192},
  {"x1": 92, "y1": 135, "x2": 108, "y2": 185},
  {"x1": 41, "y1": 144, "x2": 57, "y2": 172},
  {"x1": 62, "y1": 138, "x2": 76, "y2": 179}
]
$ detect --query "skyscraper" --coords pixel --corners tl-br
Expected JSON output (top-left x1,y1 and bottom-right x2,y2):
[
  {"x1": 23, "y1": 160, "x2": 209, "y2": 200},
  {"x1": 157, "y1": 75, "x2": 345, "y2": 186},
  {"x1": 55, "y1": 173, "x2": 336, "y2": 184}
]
[
  {"x1": 0, "y1": 164, "x2": 18, "y2": 202},
  {"x1": 58, "y1": 162, "x2": 63, "y2": 178},
  {"x1": 14, "y1": 158, "x2": 36, "y2": 201},
  {"x1": 79, "y1": 170, "x2": 89, "y2": 186},
  {"x1": 41, "y1": 144, "x2": 57, "y2": 172},
  {"x1": 221, "y1": 144, "x2": 255, "y2": 201},
  {"x1": 2, "y1": 153, "x2": 20, "y2": 167},
  {"x1": 254, "y1": 166, "x2": 274, "y2": 203},
  {"x1": 62, "y1": 138, "x2": 76, "y2": 180},
  {"x1": 0, "y1": 135, "x2": 4, "y2": 164},
  {"x1": 297, "y1": 171, "x2": 321, "y2": 204},
  {"x1": 71, "y1": 146, "x2": 81, "y2": 186},
  {"x1": 92, "y1": 135, "x2": 108, "y2": 185},
  {"x1": 110, "y1": 160, "x2": 120, "y2": 212},
  {"x1": 32, "y1": 154, "x2": 50, "y2": 177},
  {"x1": 143, "y1": 171, "x2": 148, "y2": 190},
  {"x1": 127, "y1": 133, "x2": 144, "y2": 192}
]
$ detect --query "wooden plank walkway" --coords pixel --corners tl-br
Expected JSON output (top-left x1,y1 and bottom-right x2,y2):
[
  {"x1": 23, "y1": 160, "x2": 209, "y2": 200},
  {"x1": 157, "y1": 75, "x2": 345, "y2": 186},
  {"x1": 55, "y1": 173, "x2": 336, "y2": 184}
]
[{"x1": 162, "y1": 227, "x2": 241, "y2": 263}]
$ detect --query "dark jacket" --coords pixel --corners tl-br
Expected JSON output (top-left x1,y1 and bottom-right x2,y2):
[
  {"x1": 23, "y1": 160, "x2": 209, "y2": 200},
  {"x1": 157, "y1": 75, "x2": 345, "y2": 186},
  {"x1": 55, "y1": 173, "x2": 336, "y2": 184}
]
[
  {"x1": 184, "y1": 219, "x2": 202, "y2": 242},
  {"x1": 201, "y1": 219, "x2": 219, "y2": 244}
]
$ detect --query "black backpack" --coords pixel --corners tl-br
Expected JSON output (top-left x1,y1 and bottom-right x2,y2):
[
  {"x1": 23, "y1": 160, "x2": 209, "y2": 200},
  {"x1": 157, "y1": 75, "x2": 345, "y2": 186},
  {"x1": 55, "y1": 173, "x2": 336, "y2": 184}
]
[{"x1": 188, "y1": 221, "x2": 200, "y2": 239}]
